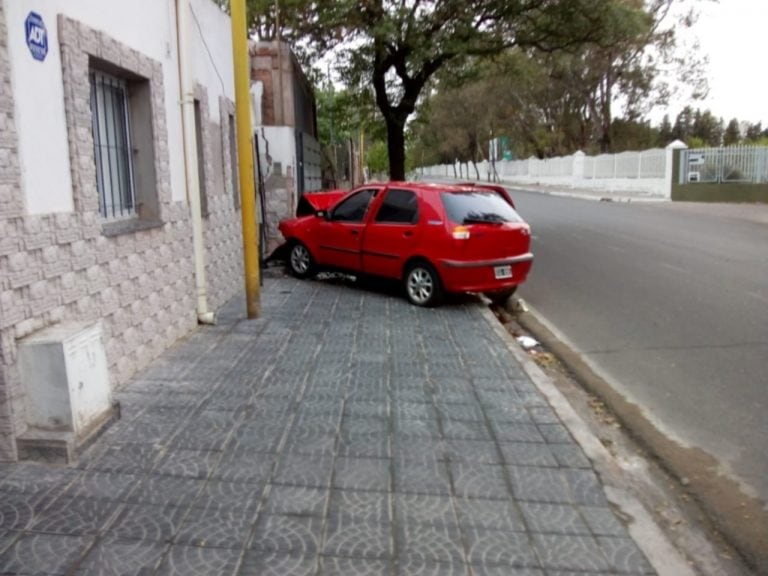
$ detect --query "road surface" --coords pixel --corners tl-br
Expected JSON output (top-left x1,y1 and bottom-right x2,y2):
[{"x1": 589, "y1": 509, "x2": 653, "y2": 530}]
[{"x1": 512, "y1": 190, "x2": 768, "y2": 505}]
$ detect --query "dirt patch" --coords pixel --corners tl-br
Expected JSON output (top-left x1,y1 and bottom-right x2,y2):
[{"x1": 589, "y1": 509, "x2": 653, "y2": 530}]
[{"x1": 494, "y1": 305, "x2": 766, "y2": 575}]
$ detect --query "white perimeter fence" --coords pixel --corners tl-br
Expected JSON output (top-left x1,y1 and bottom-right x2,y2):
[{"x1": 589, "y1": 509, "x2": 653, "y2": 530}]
[{"x1": 421, "y1": 143, "x2": 686, "y2": 199}]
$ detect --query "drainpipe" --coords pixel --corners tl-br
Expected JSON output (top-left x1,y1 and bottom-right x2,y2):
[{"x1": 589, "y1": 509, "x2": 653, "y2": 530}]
[{"x1": 176, "y1": 0, "x2": 215, "y2": 324}]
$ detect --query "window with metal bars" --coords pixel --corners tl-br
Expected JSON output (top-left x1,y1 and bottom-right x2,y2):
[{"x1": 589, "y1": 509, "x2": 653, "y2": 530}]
[{"x1": 90, "y1": 70, "x2": 136, "y2": 219}]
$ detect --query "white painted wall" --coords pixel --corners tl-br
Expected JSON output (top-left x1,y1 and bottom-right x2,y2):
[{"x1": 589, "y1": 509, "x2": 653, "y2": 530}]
[
  {"x1": 422, "y1": 146, "x2": 680, "y2": 200},
  {"x1": 260, "y1": 126, "x2": 297, "y2": 184},
  {"x1": 189, "y1": 0, "x2": 234, "y2": 120},
  {"x1": 5, "y1": 0, "x2": 234, "y2": 212}
]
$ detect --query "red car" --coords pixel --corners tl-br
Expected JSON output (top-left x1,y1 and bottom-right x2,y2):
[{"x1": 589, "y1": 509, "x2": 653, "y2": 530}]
[{"x1": 278, "y1": 182, "x2": 533, "y2": 307}]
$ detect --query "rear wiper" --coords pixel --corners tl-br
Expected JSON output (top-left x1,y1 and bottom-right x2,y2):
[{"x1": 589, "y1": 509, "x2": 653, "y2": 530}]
[{"x1": 463, "y1": 216, "x2": 505, "y2": 224}]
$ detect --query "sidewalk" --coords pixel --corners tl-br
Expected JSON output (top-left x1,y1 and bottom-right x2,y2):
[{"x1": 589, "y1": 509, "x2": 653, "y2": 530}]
[{"x1": 1, "y1": 274, "x2": 660, "y2": 575}]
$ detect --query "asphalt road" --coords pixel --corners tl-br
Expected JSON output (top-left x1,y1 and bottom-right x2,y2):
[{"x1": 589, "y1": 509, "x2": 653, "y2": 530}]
[{"x1": 511, "y1": 190, "x2": 768, "y2": 504}]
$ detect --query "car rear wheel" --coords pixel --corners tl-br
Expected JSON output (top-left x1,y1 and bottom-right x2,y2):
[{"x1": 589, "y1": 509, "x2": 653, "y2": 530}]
[
  {"x1": 287, "y1": 242, "x2": 316, "y2": 279},
  {"x1": 485, "y1": 287, "x2": 517, "y2": 306},
  {"x1": 404, "y1": 261, "x2": 442, "y2": 307}
]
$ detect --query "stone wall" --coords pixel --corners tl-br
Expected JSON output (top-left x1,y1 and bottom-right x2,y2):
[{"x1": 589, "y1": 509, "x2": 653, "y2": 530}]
[
  {"x1": 0, "y1": 0, "x2": 24, "y2": 459},
  {"x1": 0, "y1": 12, "x2": 243, "y2": 461},
  {"x1": 194, "y1": 85, "x2": 244, "y2": 313}
]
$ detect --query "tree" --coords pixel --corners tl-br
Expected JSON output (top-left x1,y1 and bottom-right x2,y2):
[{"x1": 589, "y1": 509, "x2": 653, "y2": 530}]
[
  {"x1": 658, "y1": 114, "x2": 673, "y2": 146},
  {"x1": 745, "y1": 122, "x2": 763, "y2": 142},
  {"x1": 723, "y1": 118, "x2": 741, "y2": 146},
  {"x1": 691, "y1": 109, "x2": 723, "y2": 147},
  {"x1": 243, "y1": 0, "x2": 658, "y2": 179},
  {"x1": 672, "y1": 106, "x2": 695, "y2": 142}
]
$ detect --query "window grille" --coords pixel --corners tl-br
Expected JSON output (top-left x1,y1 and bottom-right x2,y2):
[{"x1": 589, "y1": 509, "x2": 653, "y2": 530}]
[{"x1": 90, "y1": 71, "x2": 136, "y2": 219}]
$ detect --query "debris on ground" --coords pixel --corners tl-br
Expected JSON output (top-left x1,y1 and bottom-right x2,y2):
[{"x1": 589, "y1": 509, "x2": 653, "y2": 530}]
[
  {"x1": 532, "y1": 352, "x2": 558, "y2": 368},
  {"x1": 588, "y1": 395, "x2": 621, "y2": 428},
  {"x1": 516, "y1": 335, "x2": 539, "y2": 350}
]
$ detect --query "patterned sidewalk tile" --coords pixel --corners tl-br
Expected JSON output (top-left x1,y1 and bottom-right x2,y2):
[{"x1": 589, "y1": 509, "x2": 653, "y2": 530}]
[
  {"x1": 498, "y1": 442, "x2": 557, "y2": 467},
  {"x1": 396, "y1": 557, "x2": 470, "y2": 576},
  {"x1": 212, "y1": 448, "x2": 276, "y2": 485},
  {"x1": 322, "y1": 514, "x2": 391, "y2": 560},
  {"x1": 319, "y1": 555, "x2": 390, "y2": 576},
  {"x1": 463, "y1": 528, "x2": 539, "y2": 568},
  {"x1": 0, "y1": 493, "x2": 39, "y2": 531},
  {"x1": 519, "y1": 502, "x2": 591, "y2": 535},
  {"x1": 443, "y1": 440, "x2": 503, "y2": 465},
  {"x1": 450, "y1": 463, "x2": 510, "y2": 500},
  {"x1": 580, "y1": 506, "x2": 631, "y2": 537},
  {"x1": 394, "y1": 493, "x2": 456, "y2": 527},
  {"x1": 531, "y1": 533, "x2": 611, "y2": 572},
  {"x1": 107, "y1": 502, "x2": 186, "y2": 542},
  {"x1": 396, "y1": 520, "x2": 466, "y2": 564},
  {"x1": 453, "y1": 498, "x2": 526, "y2": 532},
  {"x1": 156, "y1": 543, "x2": 240, "y2": 576},
  {"x1": 196, "y1": 479, "x2": 264, "y2": 511},
  {"x1": 76, "y1": 537, "x2": 167, "y2": 576},
  {"x1": 329, "y1": 490, "x2": 390, "y2": 524},
  {"x1": 128, "y1": 475, "x2": 206, "y2": 508},
  {"x1": 154, "y1": 448, "x2": 222, "y2": 479},
  {"x1": 59, "y1": 471, "x2": 142, "y2": 503},
  {"x1": 28, "y1": 496, "x2": 121, "y2": 536},
  {"x1": 263, "y1": 485, "x2": 329, "y2": 517},
  {"x1": 274, "y1": 454, "x2": 335, "y2": 489},
  {"x1": 598, "y1": 536, "x2": 656, "y2": 574},
  {"x1": 240, "y1": 550, "x2": 319, "y2": 576},
  {"x1": 175, "y1": 502, "x2": 258, "y2": 549},
  {"x1": 250, "y1": 514, "x2": 324, "y2": 556},
  {"x1": 394, "y1": 459, "x2": 451, "y2": 495},
  {"x1": 0, "y1": 533, "x2": 93, "y2": 575},
  {"x1": 333, "y1": 457, "x2": 391, "y2": 492}
]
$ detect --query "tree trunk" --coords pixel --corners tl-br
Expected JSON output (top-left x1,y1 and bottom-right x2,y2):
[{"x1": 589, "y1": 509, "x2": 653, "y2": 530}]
[
  {"x1": 385, "y1": 116, "x2": 407, "y2": 180},
  {"x1": 472, "y1": 160, "x2": 480, "y2": 181}
]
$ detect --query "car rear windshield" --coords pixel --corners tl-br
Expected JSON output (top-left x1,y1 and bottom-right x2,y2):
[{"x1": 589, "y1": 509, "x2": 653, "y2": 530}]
[{"x1": 441, "y1": 191, "x2": 523, "y2": 224}]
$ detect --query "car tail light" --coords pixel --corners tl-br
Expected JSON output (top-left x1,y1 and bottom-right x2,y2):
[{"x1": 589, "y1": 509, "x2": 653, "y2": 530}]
[{"x1": 452, "y1": 226, "x2": 470, "y2": 240}]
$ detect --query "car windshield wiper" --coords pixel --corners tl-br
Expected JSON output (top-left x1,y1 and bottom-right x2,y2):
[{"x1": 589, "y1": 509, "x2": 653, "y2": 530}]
[{"x1": 462, "y1": 215, "x2": 506, "y2": 224}]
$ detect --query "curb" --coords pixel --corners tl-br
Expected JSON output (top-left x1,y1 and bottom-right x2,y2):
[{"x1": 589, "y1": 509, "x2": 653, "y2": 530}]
[{"x1": 478, "y1": 304, "x2": 695, "y2": 576}]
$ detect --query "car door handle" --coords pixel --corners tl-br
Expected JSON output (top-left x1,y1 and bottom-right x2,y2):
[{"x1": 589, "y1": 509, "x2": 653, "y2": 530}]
[
  {"x1": 403, "y1": 231, "x2": 413, "y2": 238},
  {"x1": 351, "y1": 230, "x2": 359, "y2": 236}
]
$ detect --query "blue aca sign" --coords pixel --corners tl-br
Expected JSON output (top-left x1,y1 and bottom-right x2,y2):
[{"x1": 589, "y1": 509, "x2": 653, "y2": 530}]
[{"x1": 25, "y1": 11, "x2": 48, "y2": 62}]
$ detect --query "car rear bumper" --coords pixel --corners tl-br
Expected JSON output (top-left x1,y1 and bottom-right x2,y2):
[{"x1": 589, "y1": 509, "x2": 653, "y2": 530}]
[{"x1": 437, "y1": 253, "x2": 534, "y2": 293}]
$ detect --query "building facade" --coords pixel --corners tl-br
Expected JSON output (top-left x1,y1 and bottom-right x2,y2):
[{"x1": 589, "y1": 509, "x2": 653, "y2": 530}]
[
  {"x1": 0, "y1": 0, "x2": 244, "y2": 460},
  {"x1": 250, "y1": 41, "x2": 322, "y2": 255}
]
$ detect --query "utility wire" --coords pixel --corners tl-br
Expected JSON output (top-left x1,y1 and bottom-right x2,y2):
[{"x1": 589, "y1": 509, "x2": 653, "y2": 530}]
[{"x1": 189, "y1": 4, "x2": 227, "y2": 95}]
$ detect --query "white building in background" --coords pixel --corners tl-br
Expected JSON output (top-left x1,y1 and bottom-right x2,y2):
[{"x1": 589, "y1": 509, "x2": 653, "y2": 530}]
[{"x1": 0, "y1": 0, "x2": 246, "y2": 461}]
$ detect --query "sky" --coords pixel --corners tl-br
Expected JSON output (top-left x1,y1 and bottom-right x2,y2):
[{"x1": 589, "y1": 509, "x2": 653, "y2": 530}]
[{"x1": 663, "y1": 0, "x2": 768, "y2": 126}]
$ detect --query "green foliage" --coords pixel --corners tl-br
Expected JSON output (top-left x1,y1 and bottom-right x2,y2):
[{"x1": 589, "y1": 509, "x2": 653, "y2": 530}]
[
  {"x1": 365, "y1": 140, "x2": 389, "y2": 176},
  {"x1": 243, "y1": 0, "x2": 662, "y2": 178},
  {"x1": 723, "y1": 118, "x2": 741, "y2": 147}
]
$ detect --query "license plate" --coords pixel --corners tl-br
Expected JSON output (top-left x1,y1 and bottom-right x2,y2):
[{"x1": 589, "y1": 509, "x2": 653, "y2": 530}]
[{"x1": 494, "y1": 265, "x2": 512, "y2": 279}]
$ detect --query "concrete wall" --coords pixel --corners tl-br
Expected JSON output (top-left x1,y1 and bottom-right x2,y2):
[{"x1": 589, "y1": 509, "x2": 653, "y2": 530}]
[
  {"x1": 250, "y1": 42, "x2": 320, "y2": 253},
  {"x1": 0, "y1": 0, "x2": 243, "y2": 461},
  {"x1": 421, "y1": 145, "x2": 683, "y2": 200}
]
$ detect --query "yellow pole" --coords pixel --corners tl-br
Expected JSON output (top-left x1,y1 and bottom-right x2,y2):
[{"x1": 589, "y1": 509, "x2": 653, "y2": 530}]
[{"x1": 231, "y1": 0, "x2": 260, "y2": 318}]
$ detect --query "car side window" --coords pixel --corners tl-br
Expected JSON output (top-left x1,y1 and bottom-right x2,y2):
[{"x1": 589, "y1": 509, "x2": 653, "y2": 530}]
[
  {"x1": 374, "y1": 189, "x2": 419, "y2": 224},
  {"x1": 330, "y1": 189, "x2": 377, "y2": 222}
]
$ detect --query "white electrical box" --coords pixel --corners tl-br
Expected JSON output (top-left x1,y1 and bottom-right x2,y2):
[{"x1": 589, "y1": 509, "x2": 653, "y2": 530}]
[{"x1": 18, "y1": 321, "x2": 112, "y2": 438}]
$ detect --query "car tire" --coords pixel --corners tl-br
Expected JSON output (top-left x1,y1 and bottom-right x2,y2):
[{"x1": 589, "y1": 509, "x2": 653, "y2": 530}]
[
  {"x1": 404, "y1": 261, "x2": 442, "y2": 307},
  {"x1": 485, "y1": 287, "x2": 517, "y2": 306},
  {"x1": 287, "y1": 241, "x2": 316, "y2": 279}
]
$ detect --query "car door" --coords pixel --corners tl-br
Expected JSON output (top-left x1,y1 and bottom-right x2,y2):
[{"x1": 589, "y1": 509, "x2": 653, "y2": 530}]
[
  {"x1": 362, "y1": 188, "x2": 421, "y2": 279},
  {"x1": 315, "y1": 188, "x2": 379, "y2": 271}
]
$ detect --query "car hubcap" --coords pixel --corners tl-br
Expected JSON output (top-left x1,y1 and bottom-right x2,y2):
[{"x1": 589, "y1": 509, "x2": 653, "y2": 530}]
[
  {"x1": 408, "y1": 268, "x2": 433, "y2": 304},
  {"x1": 291, "y1": 245, "x2": 310, "y2": 274}
]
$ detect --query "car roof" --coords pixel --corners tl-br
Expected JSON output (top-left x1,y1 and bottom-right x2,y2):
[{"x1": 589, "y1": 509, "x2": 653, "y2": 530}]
[{"x1": 376, "y1": 181, "x2": 497, "y2": 196}]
